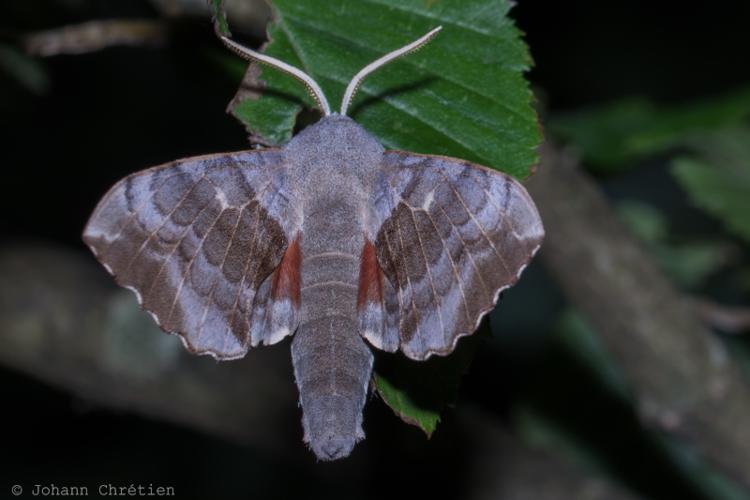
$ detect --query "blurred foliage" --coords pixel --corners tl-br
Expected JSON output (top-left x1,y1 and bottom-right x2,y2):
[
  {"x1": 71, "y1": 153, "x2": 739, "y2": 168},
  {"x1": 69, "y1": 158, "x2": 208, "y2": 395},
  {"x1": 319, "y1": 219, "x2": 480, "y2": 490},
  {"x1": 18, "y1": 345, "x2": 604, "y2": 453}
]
[
  {"x1": 0, "y1": 43, "x2": 50, "y2": 95},
  {"x1": 672, "y1": 127, "x2": 750, "y2": 244},
  {"x1": 550, "y1": 86, "x2": 750, "y2": 297},
  {"x1": 553, "y1": 311, "x2": 630, "y2": 400},
  {"x1": 548, "y1": 87, "x2": 750, "y2": 172},
  {"x1": 548, "y1": 84, "x2": 750, "y2": 268},
  {"x1": 617, "y1": 200, "x2": 735, "y2": 289},
  {"x1": 542, "y1": 58, "x2": 750, "y2": 500},
  {"x1": 523, "y1": 311, "x2": 750, "y2": 500}
]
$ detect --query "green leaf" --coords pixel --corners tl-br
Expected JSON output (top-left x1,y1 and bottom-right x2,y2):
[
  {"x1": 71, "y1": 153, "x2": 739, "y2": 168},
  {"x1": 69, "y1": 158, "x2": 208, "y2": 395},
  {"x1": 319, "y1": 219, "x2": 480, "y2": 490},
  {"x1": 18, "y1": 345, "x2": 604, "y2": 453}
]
[
  {"x1": 373, "y1": 373, "x2": 440, "y2": 436},
  {"x1": 208, "y1": 0, "x2": 231, "y2": 36},
  {"x1": 656, "y1": 435, "x2": 750, "y2": 500},
  {"x1": 228, "y1": 0, "x2": 541, "y2": 179},
  {"x1": 616, "y1": 200, "x2": 669, "y2": 242},
  {"x1": 373, "y1": 319, "x2": 489, "y2": 436},
  {"x1": 616, "y1": 200, "x2": 734, "y2": 289},
  {"x1": 659, "y1": 242, "x2": 735, "y2": 289},
  {"x1": 736, "y1": 268, "x2": 750, "y2": 293},
  {"x1": 671, "y1": 128, "x2": 750, "y2": 244},
  {"x1": 555, "y1": 310, "x2": 631, "y2": 400},
  {"x1": 514, "y1": 405, "x2": 609, "y2": 476},
  {"x1": 549, "y1": 87, "x2": 750, "y2": 171},
  {"x1": 0, "y1": 43, "x2": 50, "y2": 95}
]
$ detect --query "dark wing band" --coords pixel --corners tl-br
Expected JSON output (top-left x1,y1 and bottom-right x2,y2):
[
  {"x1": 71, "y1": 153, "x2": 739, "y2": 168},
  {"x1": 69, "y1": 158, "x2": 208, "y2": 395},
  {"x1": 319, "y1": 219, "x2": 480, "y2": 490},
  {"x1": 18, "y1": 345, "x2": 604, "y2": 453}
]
[
  {"x1": 83, "y1": 150, "x2": 301, "y2": 359},
  {"x1": 366, "y1": 151, "x2": 544, "y2": 360}
]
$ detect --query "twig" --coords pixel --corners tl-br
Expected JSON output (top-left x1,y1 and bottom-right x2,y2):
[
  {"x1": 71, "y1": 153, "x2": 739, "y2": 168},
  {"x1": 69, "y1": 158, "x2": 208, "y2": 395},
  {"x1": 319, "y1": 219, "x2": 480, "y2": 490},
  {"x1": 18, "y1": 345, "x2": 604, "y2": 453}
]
[
  {"x1": 150, "y1": 0, "x2": 269, "y2": 34},
  {"x1": 21, "y1": 0, "x2": 271, "y2": 58},
  {"x1": 527, "y1": 143, "x2": 750, "y2": 489},
  {"x1": 691, "y1": 297, "x2": 750, "y2": 334},
  {"x1": 23, "y1": 20, "x2": 167, "y2": 57}
]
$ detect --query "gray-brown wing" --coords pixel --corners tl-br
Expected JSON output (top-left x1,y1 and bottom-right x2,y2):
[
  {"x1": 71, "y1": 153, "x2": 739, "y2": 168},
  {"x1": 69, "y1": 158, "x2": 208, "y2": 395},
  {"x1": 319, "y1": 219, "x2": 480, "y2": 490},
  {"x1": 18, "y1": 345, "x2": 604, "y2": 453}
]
[
  {"x1": 83, "y1": 150, "x2": 302, "y2": 360},
  {"x1": 363, "y1": 151, "x2": 544, "y2": 360}
]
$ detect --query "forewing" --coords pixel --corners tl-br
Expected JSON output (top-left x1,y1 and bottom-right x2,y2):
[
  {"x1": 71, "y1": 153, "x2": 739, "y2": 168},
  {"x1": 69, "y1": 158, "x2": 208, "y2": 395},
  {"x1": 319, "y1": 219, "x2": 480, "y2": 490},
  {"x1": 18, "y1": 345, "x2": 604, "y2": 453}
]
[
  {"x1": 366, "y1": 151, "x2": 544, "y2": 360},
  {"x1": 83, "y1": 150, "x2": 302, "y2": 359}
]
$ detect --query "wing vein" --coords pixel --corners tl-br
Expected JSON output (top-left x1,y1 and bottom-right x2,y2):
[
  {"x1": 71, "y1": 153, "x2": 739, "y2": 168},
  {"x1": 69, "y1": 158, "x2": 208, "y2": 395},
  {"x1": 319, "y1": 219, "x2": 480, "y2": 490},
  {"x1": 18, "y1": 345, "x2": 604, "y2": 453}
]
[
  {"x1": 381, "y1": 228, "x2": 405, "y2": 342},
  {"x1": 104, "y1": 168, "x2": 188, "y2": 256},
  {"x1": 225, "y1": 179, "x2": 274, "y2": 344},
  {"x1": 422, "y1": 207, "x2": 473, "y2": 334},
  {"x1": 408, "y1": 207, "x2": 448, "y2": 346},
  {"x1": 437, "y1": 204, "x2": 492, "y2": 299},
  {"x1": 395, "y1": 209, "x2": 424, "y2": 353},
  {"x1": 165, "y1": 207, "x2": 224, "y2": 327},
  {"x1": 142, "y1": 192, "x2": 214, "y2": 302},
  {"x1": 122, "y1": 173, "x2": 206, "y2": 277},
  {"x1": 195, "y1": 207, "x2": 243, "y2": 352},
  {"x1": 437, "y1": 170, "x2": 512, "y2": 277}
]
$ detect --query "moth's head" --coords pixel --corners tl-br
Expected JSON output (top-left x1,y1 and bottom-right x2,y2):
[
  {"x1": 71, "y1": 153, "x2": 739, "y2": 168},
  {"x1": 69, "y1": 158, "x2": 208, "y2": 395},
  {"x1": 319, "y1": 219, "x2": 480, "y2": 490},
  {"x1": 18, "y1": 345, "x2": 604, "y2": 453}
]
[{"x1": 220, "y1": 27, "x2": 442, "y2": 117}]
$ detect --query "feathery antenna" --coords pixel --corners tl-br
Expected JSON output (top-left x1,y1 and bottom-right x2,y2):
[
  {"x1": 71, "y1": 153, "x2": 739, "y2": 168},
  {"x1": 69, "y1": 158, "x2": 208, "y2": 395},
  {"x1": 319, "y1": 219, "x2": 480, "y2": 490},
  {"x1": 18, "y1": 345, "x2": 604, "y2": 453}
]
[
  {"x1": 220, "y1": 35, "x2": 331, "y2": 116},
  {"x1": 340, "y1": 26, "x2": 442, "y2": 116}
]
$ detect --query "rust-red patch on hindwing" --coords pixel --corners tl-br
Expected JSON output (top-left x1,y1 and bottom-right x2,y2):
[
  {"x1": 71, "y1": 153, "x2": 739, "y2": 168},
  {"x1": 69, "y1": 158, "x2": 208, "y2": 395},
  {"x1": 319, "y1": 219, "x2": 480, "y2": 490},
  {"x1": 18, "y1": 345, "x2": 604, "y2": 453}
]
[
  {"x1": 271, "y1": 233, "x2": 302, "y2": 307},
  {"x1": 358, "y1": 238, "x2": 384, "y2": 310}
]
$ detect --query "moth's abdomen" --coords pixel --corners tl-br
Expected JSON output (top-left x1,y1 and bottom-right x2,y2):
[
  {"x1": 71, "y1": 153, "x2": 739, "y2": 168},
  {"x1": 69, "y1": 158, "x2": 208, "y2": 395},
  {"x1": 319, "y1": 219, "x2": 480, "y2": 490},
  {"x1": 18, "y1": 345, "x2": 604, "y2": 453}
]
[{"x1": 292, "y1": 243, "x2": 373, "y2": 461}]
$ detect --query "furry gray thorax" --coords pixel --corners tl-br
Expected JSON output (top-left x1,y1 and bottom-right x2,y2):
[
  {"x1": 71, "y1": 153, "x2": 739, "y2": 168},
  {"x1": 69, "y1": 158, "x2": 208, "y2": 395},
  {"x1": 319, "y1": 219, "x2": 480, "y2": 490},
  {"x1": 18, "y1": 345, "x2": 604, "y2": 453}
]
[
  {"x1": 285, "y1": 114, "x2": 384, "y2": 184},
  {"x1": 285, "y1": 114, "x2": 383, "y2": 460}
]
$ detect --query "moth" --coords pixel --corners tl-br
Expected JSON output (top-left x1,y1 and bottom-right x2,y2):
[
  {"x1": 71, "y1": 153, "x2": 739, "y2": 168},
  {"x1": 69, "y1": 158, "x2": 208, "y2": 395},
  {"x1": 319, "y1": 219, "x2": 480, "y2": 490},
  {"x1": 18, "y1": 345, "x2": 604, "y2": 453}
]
[{"x1": 83, "y1": 26, "x2": 544, "y2": 460}]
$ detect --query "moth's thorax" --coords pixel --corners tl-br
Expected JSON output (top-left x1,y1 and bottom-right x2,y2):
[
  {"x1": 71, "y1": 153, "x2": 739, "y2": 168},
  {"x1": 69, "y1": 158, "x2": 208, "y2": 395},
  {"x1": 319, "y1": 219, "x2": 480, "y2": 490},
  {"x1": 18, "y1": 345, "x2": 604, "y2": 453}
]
[
  {"x1": 284, "y1": 114, "x2": 384, "y2": 183},
  {"x1": 284, "y1": 114, "x2": 383, "y2": 249}
]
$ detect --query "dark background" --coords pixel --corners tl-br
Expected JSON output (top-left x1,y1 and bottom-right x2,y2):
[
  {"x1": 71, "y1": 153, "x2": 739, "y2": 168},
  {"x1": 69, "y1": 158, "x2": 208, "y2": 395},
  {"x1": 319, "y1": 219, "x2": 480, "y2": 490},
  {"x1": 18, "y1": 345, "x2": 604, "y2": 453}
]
[{"x1": 2, "y1": 1, "x2": 749, "y2": 499}]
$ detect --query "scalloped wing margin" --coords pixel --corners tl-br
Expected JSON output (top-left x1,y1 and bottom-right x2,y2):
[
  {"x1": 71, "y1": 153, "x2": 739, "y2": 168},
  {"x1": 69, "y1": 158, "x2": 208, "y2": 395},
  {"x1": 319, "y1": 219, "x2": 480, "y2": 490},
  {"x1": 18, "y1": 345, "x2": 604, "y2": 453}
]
[{"x1": 362, "y1": 151, "x2": 544, "y2": 360}]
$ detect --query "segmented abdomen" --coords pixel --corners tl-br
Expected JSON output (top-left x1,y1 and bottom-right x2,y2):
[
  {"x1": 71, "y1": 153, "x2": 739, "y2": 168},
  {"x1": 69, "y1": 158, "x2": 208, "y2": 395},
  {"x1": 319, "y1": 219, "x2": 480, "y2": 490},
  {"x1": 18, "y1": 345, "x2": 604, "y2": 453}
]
[{"x1": 291, "y1": 208, "x2": 373, "y2": 461}]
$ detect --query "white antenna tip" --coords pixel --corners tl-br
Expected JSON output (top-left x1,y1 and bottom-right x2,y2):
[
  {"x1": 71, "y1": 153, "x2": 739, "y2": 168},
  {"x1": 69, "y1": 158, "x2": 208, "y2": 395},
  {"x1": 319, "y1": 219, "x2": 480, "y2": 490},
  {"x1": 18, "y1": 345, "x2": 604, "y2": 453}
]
[{"x1": 339, "y1": 26, "x2": 443, "y2": 115}]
